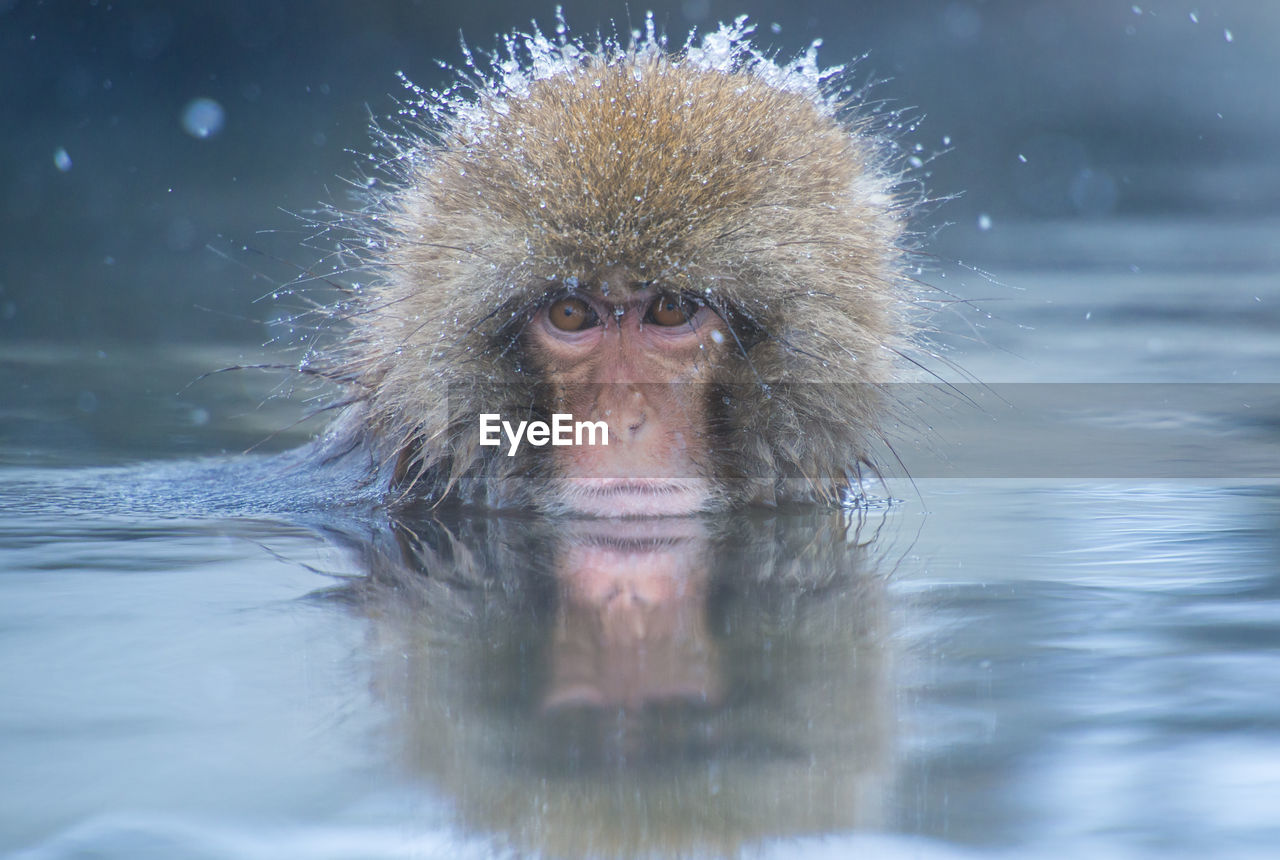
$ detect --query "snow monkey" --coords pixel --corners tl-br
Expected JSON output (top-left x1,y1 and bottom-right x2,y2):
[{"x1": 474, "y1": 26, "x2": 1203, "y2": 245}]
[{"x1": 309, "y1": 18, "x2": 914, "y2": 516}]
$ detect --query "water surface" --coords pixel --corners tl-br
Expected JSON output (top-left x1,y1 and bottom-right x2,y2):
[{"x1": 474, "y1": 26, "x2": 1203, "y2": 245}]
[{"x1": 3, "y1": 225, "x2": 1279, "y2": 858}]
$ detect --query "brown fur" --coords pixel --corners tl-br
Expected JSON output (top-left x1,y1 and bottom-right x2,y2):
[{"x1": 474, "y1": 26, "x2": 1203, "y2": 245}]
[{"x1": 317, "y1": 40, "x2": 911, "y2": 511}]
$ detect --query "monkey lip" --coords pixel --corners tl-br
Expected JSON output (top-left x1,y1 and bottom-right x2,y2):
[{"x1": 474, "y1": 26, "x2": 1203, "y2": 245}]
[
  {"x1": 579, "y1": 480, "x2": 692, "y2": 497},
  {"x1": 560, "y1": 478, "x2": 712, "y2": 517}
]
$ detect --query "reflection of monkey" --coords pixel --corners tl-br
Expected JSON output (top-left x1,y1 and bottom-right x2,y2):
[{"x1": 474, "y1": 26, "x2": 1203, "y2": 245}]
[
  {"x1": 328, "y1": 508, "x2": 895, "y2": 858},
  {"x1": 312, "y1": 21, "x2": 912, "y2": 515},
  {"x1": 544, "y1": 518, "x2": 722, "y2": 714}
]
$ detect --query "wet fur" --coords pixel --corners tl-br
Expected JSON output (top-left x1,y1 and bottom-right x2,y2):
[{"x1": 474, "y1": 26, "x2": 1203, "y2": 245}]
[{"x1": 314, "y1": 38, "x2": 912, "y2": 511}]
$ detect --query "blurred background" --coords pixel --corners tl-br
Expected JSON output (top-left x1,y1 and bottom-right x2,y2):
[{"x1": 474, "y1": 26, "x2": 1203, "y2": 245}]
[{"x1": 2, "y1": 0, "x2": 1277, "y2": 341}]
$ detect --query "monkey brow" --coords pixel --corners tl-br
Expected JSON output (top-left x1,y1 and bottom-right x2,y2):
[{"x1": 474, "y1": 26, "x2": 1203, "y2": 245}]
[{"x1": 595, "y1": 275, "x2": 657, "y2": 297}]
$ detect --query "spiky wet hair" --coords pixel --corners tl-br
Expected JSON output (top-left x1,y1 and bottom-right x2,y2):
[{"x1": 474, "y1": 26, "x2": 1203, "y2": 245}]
[{"x1": 315, "y1": 16, "x2": 914, "y2": 509}]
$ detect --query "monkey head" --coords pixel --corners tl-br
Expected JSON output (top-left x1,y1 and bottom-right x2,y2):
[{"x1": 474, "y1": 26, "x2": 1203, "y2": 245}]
[{"x1": 319, "y1": 19, "x2": 913, "y2": 516}]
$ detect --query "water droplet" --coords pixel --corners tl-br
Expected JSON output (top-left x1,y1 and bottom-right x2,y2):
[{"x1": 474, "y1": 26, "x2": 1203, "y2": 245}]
[
  {"x1": 1223, "y1": 28, "x2": 1233, "y2": 42},
  {"x1": 977, "y1": 213, "x2": 993, "y2": 231},
  {"x1": 180, "y1": 97, "x2": 225, "y2": 139},
  {"x1": 53, "y1": 147, "x2": 72, "y2": 172}
]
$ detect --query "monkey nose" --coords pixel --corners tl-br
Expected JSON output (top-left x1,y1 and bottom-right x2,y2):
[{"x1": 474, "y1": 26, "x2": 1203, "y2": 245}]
[
  {"x1": 601, "y1": 407, "x2": 646, "y2": 439},
  {"x1": 597, "y1": 386, "x2": 649, "y2": 439}
]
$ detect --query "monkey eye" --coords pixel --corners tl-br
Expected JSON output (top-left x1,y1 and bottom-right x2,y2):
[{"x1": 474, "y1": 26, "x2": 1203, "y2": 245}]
[
  {"x1": 547, "y1": 296, "x2": 599, "y2": 332},
  {"x1": 646, "y1": 293, "x2": 701, "y2": 327}
]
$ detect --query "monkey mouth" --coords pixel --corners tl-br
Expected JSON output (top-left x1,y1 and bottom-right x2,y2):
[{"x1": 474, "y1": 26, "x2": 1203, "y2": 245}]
[
  {"x1": 579, "y1": 480, "x2": 694, "y2": 497},
  {"x1": 559, "y1": 478, "x2": 713, "y2": 517}
]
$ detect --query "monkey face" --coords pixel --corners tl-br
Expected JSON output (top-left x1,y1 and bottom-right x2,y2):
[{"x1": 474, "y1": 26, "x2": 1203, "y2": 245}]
[{"x1": 525, "y1": 270, "x2": 730, "y2": 516}]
